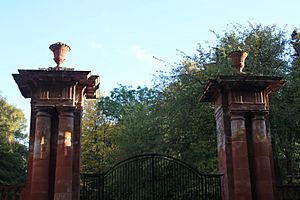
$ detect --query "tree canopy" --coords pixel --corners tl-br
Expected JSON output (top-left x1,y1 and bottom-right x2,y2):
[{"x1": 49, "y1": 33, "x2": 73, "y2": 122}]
[
  {"x1": 0, "y1": 94, "x2": 27, "y2": 184},
  {"x1": 81, "y1": 23, "x2": 300, "y2": 183}
]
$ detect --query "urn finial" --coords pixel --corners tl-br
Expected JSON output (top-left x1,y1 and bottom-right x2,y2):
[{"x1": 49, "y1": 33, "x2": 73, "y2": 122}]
[
  {"x1": 229, "y1": 50, "x2": 248, "y2": 73},
  {"x1": 49, "y1": 42, "x2": 71, "y2": 69}
]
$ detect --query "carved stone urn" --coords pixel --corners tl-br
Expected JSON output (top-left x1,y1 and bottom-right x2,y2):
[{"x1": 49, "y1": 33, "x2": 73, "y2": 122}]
[
  {"x1": 229, "y1": 50, "x2": 248, "y2": 73},
  {"x1": 49, "y1": 42, "x2": 71, "y2": 69}
]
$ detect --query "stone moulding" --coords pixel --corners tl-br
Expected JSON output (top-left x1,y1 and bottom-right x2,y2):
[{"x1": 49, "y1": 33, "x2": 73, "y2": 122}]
[
  {"x1": 12, "y1": 69, "x2": 100, "y2": 101},
  {"x1": 200, "y1": 74, "x2": 286, "y2": 103}
]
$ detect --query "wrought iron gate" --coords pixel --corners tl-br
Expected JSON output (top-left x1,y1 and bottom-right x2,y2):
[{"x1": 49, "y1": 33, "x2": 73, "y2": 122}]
[{"x1": 80, "y1": 154, "x2": 222, "y2": 200}]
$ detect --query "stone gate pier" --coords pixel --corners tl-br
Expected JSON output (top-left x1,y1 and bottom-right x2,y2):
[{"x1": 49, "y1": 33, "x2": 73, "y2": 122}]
[
  {"x1": 13, "y1": 43, "x2": 99, "y2": 200},
  {"x1": 200, "y1": 53, "x2": 285, "y2": 200}
]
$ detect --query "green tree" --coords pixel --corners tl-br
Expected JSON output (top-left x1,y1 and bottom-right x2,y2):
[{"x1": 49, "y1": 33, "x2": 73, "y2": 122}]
[
  {"x1": 99, "y1": 86, "x2": 161, "y2": 159},
  {"x1": 0, "y1": 94, "x2": 27, "y2": 184},
  {"x1": 270, "y1": 31, "x2": 300, "y2": 183},
  {"x1": 152, "y1": 23, "x2": 291, "y2": 172},
  {"x1": 210, "y1": 23, "x2": 290, "y2": 75},
  {"x1": 81, "y1": 23, "x2": 295, "y2": 178},
  {"x1": 81, "y1": 86, "x2": 160, "y2": 173},
  {"x1": 81, "y1": 99, "x2": 119, "y2": 173}
]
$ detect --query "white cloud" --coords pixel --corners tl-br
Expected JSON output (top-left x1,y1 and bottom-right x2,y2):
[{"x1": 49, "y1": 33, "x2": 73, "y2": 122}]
[
  {"x1": 131, "y1": 45, "x2": 168, "y2": 71},
  {"x1": 132, "y1": 45, "x2": 153, "y2": 62},
  {"x1": 90, "y1": 40, "x2": 103, "y2": 49}
]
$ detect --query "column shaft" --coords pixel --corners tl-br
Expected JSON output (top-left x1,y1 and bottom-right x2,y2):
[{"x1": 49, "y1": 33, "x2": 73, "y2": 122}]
[
  {"x1": 21, "y1": 105, "x2": 36, "y2": 200},
  {"x1": 30, "y1": 110, "x2": 52, "y2": 200},
  {"x1": 54, "y1": 109, "x2": 74, "y2": 200},
  {"x1": 215, "y1": 107, "x2": 233, "y2": 200},
  {"x1": 252, "y1": 114, "x2": 276, "y2": 199},
  {"x1": 230, "y1": 114, "x2": 252, "y2": 200},
  {"x1": 72, "y1": 109, "x2": 82, "y2": 200}
]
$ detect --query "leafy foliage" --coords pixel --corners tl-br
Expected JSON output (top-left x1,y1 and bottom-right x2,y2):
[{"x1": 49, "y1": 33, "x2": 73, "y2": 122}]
[
  {"x1": 81, "y1": 23, "x2": 300, "y2": 183},
  {"x1": 81, "y1": 100, "x2": 119, "y2": 173},
  {"x1": 270, "y1": 43, "x2": 300, "y2": 183},
  {"x1": 0, "y1": 95, "x2": 27, "y2": 184},
  {"x1": 210, "y1": 24, "x2": 290, "y2": 75}
]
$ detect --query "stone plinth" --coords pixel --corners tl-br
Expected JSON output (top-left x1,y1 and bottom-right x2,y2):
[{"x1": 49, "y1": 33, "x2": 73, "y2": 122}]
[
  {"x1": 13, "y1": 69, "x2": 99, "y2": 200},
  {"x1": 200, "y1": 74, "x2": 285, "y2": 200}
]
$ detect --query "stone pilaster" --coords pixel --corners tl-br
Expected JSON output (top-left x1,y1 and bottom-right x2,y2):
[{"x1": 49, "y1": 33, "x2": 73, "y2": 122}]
[
  {"x1": 72, "y1": 108, "x2": 83, "y2": 200},
  {"x1": 54, "y1": 108, "x2": 74, "y2": 200},
  {"x1": 251, "y1": 113, "x2": 276, "y2": 199},
  {"x1": 21, "y1": 102, "x2": 36, "y2": 199},
  {"x1": 215, "y1": 101, "x2": 234, "y2": 200},
  {"x1": 230, "y1": 114, "x2": 252, "y2": 199},
  {"x1": 30, "y1": 108, "x2": 52, "y2": 200}
]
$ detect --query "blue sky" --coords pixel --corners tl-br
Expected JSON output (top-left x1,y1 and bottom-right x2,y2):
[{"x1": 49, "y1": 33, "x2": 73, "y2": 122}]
[{"x1": 1, "y1": 0, "x2": 299, "y2": 131}]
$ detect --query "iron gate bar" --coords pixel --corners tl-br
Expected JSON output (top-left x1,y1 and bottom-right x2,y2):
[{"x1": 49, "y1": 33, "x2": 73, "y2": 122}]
[{"x1": 80, "y1": 153, "x2": 223, "y2": 200}]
